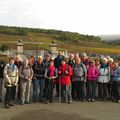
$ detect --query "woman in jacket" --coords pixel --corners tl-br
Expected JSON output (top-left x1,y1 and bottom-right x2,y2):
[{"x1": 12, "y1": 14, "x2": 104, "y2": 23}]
[
  {"x1": 98, "y1": 58, "x2": 110, "y2": 101},
  {"x1": 58, "y1": 58, "x2": 72, "y2": 103},
  {"x1": 19, "y1": 58, "x2": 33, "y2": 105},
  {"x1": 32, "y1": 56, "x2": 45, "y2": 102},
  {"x1": 4, "y1": 57, "x2": 18, "y2": 108},
  {"x1": 87, "y1": 60, "x2": 99, "y2": 102},
  {"x1": 73, "y1": 57, "x2": 87, "y2": 101},
  {"x1": 112, "y1": 62, "x2": 120, "y2": 103},
  {"x1": 45, "y1": 60, "x2": 57, "y2": 104}
]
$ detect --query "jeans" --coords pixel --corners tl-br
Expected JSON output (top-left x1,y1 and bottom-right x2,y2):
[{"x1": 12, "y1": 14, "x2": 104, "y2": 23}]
[
  {"x1": 75, "y1": 81, "x2": 86, "y2": 100},
  {"x1": 33, "y1": 79, "x2": 45, "y2": 101},
  {"x1": 87, "y1": 80, "x2": 96, "y2": 99},
  {"x1": 60, "y1": 85, "x2": 72, "y2": 102}
]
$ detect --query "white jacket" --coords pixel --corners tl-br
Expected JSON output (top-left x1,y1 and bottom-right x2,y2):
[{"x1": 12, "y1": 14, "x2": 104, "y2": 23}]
[{"x1": 98, "y1": 65, "x2": 110, "y2": 83}]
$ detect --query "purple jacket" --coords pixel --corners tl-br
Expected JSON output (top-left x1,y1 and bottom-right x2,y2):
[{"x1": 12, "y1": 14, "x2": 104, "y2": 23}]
[{"x1": 87, "y1": 65, "x2": 99, "y2": 81}]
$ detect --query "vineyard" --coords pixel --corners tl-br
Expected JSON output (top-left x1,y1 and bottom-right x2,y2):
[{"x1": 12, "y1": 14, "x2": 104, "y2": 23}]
[{"x1": 0, "y1": 26, "x2": 120, "y2": 54}]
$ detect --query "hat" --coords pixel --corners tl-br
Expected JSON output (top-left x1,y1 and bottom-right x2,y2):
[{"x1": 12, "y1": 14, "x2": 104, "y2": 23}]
[{"x1": 46, "y1": 54, "x2": 51, "y2": 57}]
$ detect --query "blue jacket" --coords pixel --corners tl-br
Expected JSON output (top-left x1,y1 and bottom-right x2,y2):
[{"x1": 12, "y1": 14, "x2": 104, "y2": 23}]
[{"x1": 112, "y1": 66, "x2": 120, "y2": 81}]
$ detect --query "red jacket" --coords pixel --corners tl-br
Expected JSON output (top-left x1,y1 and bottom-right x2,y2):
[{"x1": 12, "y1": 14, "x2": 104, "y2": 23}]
[{"x1": 58, "y1": 64, "x2": 72, "y2": 85}]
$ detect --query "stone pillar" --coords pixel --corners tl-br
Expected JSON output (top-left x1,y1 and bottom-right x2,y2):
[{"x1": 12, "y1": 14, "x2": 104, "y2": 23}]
[
  {"x1": 16, "y1": 39, "x2": 24, "y2": 60},
  {"x1": 49, "y1": 41, "x2": 57, "y2": 59}
]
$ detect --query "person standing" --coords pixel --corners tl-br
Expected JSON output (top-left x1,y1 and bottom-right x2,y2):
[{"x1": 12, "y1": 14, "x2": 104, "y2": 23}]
[
  {"x1": 14, "y1": 55, "x2": 22, "y2": 100},
  {"x1": 73, "y1": 57, "x2": 87, "y2": 101},
  {"x1": 112, "y1": 62, "x2": 120, "y2": 103},
  {"x1": 4, "y1": 57, "x2": 18, "y2": 108},
  {"x1": 19, "y1": 58, "x2": 33, "y2": 105},
  {"x1": 45, "y1": 60, "x2": 57, "y2": 104},
  {"x1": 98, "y1": 58, "x2": 110, "y2": 101},
  {"x1": 68, "y1": 54, "x2": 75, "y2": 99},
  {"x1": 32, "y1": 56, "x2": 45, "y2": 102},
  {"x1": 86, "y1": 60, "x2": 99, "y2": 102},
  {"x1": 54, "y1": 51, "x2": 64, "y2": 97},
  {"x1": 0, "y1": 59, "x2": 5, "y2": 102},
  {"x1": 58, "y1": 58, "x2": 72, "y2": 103}
]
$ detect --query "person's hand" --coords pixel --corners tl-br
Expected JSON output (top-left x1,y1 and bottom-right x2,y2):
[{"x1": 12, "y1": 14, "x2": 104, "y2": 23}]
[
  {"x1": 52, "y1": 76, "x2": 55, "y2": 79},
  {"x1": 65, "y1": 71, "x2": 69, "y2": 74},
  {"x1": 58, "y1": 71, "x2": 61, "y2": 74},
  {"x1": 25, "y1": 77, "x2": 28, "y2": 80}
]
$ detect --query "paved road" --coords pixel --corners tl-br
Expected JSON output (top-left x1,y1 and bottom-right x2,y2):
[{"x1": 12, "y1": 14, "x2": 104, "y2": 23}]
[{"x1": 0, "y1": 100, "x2": 120, "y2": 120}]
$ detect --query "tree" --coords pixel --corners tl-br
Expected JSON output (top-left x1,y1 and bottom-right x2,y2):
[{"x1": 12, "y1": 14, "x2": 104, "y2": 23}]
[{"x1": 0, "y1": 44, "x2": 10, "y2": 52}]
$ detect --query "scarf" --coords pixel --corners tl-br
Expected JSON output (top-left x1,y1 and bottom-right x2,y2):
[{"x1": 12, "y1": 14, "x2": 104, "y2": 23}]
[{"x1": 49, "y1": 65, "x2": 55, "y2": 77}]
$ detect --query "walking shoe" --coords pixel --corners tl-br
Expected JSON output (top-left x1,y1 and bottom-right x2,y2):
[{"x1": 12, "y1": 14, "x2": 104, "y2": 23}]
[
  {"x1": 5, "y1": 104, "x2": 10, "y2": 109},
  {"x1": 68, "y1": 101, "x2": 72, "y2": 104},
  {"x1": 91, "y1": 99, "x2": 95, "y2": 102},
  {"x1": 87, "y1": 98, "x2": 91, "y2": 102},
  {"x1": 45, "y1": 100, "x2": 49, "y2": 104},
  {"x1": 20, "y1": 101, "x2": 24, "y2": 105},
  {"x1": 49, "y1": 100, "x2": 53, "y2": 103},
  {"x1": 25, "y1": 101, "x2": 31, "y2": 104},
  {"x1": 9, "y1": 103, "x2": 14, "y2": 106},
  {"x1": 117, "y1": 100, "x2": 120, "y2": 103},
  {"x1": 82, "y1": 99, "x2": 86, "y2": 102},
  {"x1": 0, "y1": 98, "x2": 2, "y2": 102}
]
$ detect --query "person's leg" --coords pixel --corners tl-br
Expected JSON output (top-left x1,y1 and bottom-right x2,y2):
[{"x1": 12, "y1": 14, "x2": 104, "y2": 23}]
[
  {"x1": 50, "y1": 82, "x2": 54, "y2": 102},
  {"x1": 39, "y1": 79, "x2": 45, "y2": 101},
  {"x1": 67, "y1": 85, "x2": 72, "y2": 103},
  {"x1": 103, "y1": 83, "x2": 108, "y2": 100},
  {"x1": 98, "y1": 82, "x2": 102, "y2": 100},
  {"x1": 80, "y1": 81, "x2": 86, "y2": 101},
  {"x1": 87, "y1": 81, "x2": 91, "y2": 100},
  {"x1": 17, "y1": 79, "x2": 21, "y2": 99},
  {"x1": 45, "y1": 80, "x2": 50, "y2": 102},
  {"x1": 5, "y1": 87, "x2": 12, "y2": 108},
  {"x1": 76, "y1": 81, "x2": 81, "y2": 100},
  {"x1": 33, "y1": 79, "x2": 39, "y2": 102},
  {"x1": 11, "y1": 86, "x2": 16, "y2": 100},
  {"x1": 20, "y1": 81, "x2": 27, "y2": 104},
  {"x1": 116, "y1": 81, "x2": 120, "y2": 102},
  {"x1": 25, "y1": 81, "x2": 32, "y2": 103},
  {"x1": 61, "y1": 85, "x2": 66, "y2": 102},
  {"x1": 0, "y1": 78, "x2": 3, "y2": 102},
  {"x1": 91, "y1": 80, "x2": 97, "y2": 101}
]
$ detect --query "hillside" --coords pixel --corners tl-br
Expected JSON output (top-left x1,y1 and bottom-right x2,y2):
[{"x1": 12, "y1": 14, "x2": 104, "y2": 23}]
[{"x1": 0, "y1": 25, "x2": 120, "y2": 54}]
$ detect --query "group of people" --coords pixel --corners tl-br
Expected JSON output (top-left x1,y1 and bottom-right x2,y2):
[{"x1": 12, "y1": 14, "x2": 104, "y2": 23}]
[{"x1": 0, "y1": 51, "x2": 120, "y2": 109}]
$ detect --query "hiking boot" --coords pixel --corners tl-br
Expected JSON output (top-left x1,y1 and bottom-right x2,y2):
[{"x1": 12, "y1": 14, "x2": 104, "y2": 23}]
[{"x1": 5, "y1": 104, "x2": 10, "y2": 109}]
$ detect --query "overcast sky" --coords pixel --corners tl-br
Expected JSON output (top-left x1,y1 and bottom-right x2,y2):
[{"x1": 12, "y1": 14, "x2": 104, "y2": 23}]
[{"x1": 0, "y1": 0, "x2": 120, "y2": 35}]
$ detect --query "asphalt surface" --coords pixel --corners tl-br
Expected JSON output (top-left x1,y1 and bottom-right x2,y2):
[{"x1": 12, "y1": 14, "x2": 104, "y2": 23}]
[{"x1": 0, "y1": 100, "x2": 120, "y2": 120}]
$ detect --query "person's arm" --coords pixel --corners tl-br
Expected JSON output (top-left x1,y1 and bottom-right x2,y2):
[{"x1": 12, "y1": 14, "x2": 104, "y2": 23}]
[
  {"x1": 29, "y1": 67, "x2": 34, "y2": 80},
  {"x1": 14, "y1": 66, "x2": 19, "y2": 86},
  {"x1": 44, "y1": 69, "x2": 49, "y2": 79},
  {"x1": 4, "y1": 64, "x2": 11, "y2": 85},
  {"x1": 83, "y1": 64, "x2": 87, "y2": 79},
  {"x1": 19, "y1": 66, "x2": 25, "y2": 79}
]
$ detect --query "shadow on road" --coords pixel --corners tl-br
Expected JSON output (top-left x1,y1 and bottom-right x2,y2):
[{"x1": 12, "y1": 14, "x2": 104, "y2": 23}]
[{"x1": 11, "y1": 109, "x2": 97, "y2": 120}]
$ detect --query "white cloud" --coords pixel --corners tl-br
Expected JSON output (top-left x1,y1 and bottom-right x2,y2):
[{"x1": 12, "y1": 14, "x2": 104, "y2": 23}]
[{"x1": 0, "y1": 0, "x2": 120, "y2": 35}]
